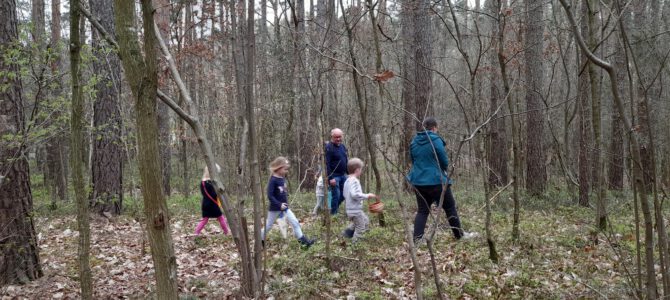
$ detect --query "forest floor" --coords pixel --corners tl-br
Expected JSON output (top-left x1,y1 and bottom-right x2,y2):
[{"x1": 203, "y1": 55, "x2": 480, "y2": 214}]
[{"x1": 3, "y1": 183, "x2": 639, "y2": 299}]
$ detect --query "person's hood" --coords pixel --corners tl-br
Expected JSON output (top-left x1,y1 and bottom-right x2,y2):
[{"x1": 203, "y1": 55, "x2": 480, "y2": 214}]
[{"x1": 414, "y1": 130, "x2": 441, "y2": 146}]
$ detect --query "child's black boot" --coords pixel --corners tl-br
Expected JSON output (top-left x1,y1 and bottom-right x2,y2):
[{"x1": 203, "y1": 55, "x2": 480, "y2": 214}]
[{"x1": 298, "y1": 235, "x2": 315, "y2": 248}]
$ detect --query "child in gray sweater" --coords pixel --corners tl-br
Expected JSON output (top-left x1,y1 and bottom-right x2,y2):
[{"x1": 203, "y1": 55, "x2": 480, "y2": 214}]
[{"x1": 343, "y1": 158, "x2": 378, "y2": 243}]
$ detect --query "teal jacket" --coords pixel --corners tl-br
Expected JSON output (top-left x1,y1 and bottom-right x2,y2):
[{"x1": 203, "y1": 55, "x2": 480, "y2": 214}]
[{"x1": 407, "y1": 130, "x2": 452, "y2": 186}]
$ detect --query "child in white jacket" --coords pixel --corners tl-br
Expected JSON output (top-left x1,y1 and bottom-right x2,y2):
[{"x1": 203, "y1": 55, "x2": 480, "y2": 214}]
[{"x1": 343, "y1": 158, "x2": 377, "y2": 243}]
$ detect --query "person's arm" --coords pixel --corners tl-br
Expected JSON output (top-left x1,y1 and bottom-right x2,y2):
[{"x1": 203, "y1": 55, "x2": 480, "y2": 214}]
[
  {"x1": 433, "y1": 137, "x2": 449, "y2": 171},
  {"x1": 342, "y1": 146, "x2": 349, "y2": 175},
  {"x1": 350, "y1": 179, "x2": 373, "y2": 203},
  {"x1": 325, "y1": 143, "x2": 335, "y2": 180},
  {"x1": 267, "y1": 179, "x2": 282, "y2": 209}
]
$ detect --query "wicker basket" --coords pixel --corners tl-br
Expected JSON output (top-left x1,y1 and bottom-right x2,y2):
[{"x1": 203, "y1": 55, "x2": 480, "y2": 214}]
[{"x1": 368, "y1": 198, "x2": 384, "y2": 213}]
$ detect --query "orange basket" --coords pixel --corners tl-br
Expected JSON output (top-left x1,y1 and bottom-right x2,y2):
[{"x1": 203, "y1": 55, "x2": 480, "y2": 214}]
[{"x1": 368, "y1": 198, "x2": 384, "y2": 213}]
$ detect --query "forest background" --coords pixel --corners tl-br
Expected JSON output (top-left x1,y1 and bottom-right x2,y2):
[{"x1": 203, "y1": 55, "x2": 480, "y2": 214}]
[{"x1": 1, "y1": 0, "x2": 669, "y2": 298}]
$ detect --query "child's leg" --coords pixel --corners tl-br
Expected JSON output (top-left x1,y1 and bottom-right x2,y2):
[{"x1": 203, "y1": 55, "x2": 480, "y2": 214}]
[
  {"x1": 351, "y1": 212, "x2": 370, "y2": 243},
  {"x1": 217, "y1": 216, "x2": 229, "y2": 235},
  {"x1": 284, "y1": 209, "x2": 304, "y2": 239},
  {"x1": 195, "y1": 218, "x2": 209, "y2": 235},
  {"x1": 312, "y1": 195, "x2": 324, "y2": 214},
  {"x1": 342, "y1": 216, "x2": 355, "y2": 238},
  {"x1": 277, "y1": 215, "x2": 289, "y2": 239},
  {"x1": 261, "y1": 211, "x2": 281, "y2": 240}
]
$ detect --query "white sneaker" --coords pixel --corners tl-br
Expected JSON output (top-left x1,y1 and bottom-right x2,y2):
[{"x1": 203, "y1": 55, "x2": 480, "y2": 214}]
[{"x1": 461, "y1": 231, "x2": 479, "y2": 240}]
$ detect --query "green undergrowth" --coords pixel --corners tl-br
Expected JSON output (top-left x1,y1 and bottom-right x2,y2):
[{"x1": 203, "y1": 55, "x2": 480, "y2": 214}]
[{"x1": 31, "y1": 176, "x2": 650, "y2": 298}]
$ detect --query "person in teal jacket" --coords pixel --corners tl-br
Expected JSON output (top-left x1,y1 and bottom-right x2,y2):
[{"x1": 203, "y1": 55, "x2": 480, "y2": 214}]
[{"x1": 407, "y1": 117, "x2": 471, "y2": 241}]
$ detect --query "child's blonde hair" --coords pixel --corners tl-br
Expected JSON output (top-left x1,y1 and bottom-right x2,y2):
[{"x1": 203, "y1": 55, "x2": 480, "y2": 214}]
[
  {"x1": 347, "y1": 157, "x2": 365, "y2": 174},
  {"x1": 269, "y1": 156, "x2": 290, "y2": 173},
  {"x1": 202, "y1": 164, "x2": 222, "y2": 180}
]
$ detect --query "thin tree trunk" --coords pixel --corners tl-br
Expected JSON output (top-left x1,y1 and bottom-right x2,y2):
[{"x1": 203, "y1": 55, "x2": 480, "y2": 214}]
[
  {"x1": 607, "y1": 37, "x2": 625, "y2": 191},
  {"x1": 524, "y1": 0, "x2": 546, "y2": 196},
  {"x1": 113, "y1": 1, "x2": 179, "y2": 298},
  {"x1": 69, "y1": 2, "x2": 92, "y2": 297},
  {"x1": 486, "y1": 0, "x2": 508, "y2": 189},
  {"x1": 577, "y1": 0, "x2": 591, "y2": 207},
  {"x1": 245, "y1": 0, "x2": 264, "y2": 295},
  {"x1": 47, "y1": 0, "x2": 68, "y2": 205},
  {"x1": 558, "y1": 1, "x2": 657, "y2": 297},
  {"x1": 399, "y1": 0, "x2": 416, "y2": 186},
  {"x1": 155, "y1": 0, "x2": 172, "y2": 197},
  {"x1": 363, "y1": 0, "x2": 385, "y2": 226},
  {"x1": 84, "y1": 0, "x2": 260, "y2": 299},
  {"x1": 586, "y1": 0, "x2": 606, "y2": 231},
  {"x1": 496, "y1": 0, "x2": 520, "y2": 240}
]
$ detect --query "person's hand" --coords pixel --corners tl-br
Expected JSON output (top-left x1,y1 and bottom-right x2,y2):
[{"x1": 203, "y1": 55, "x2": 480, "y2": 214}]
[
  {"x1": 281, "y1": 203, "x2": 288, "y2": 211},
  {"x1": 329, "y1": 179, "x2": 336, "y2": 186},
  {"x1": 368, "y1": 193, "x2": 378, "y2": 200}
]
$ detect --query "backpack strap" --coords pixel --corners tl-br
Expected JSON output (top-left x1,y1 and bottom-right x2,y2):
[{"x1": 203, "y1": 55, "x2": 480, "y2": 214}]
[{"x1": 202, "y1": 181, "x2": 223, "y2": 209}]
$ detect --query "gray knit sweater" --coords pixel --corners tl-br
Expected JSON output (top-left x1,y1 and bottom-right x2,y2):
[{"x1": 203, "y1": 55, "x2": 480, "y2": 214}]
[{"x1": 344, "y1": 176, "x2": 371, "y2": 215}]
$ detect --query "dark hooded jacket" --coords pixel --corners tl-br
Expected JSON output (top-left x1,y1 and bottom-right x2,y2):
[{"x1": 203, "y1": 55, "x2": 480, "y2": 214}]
[{"x1": 406, "y1": 130, "x2": 452, "y2": 186}]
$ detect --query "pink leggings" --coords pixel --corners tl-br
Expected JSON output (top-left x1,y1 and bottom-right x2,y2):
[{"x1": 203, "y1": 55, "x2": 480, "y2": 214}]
[{"x1": 195, "y1": 216, "x2": 229, "y2": 235}]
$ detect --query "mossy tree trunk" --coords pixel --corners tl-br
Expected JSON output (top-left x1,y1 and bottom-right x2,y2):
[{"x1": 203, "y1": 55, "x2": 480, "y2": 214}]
[{"x1": 113, "y1": 1, "x2": 179, "y2": 298}]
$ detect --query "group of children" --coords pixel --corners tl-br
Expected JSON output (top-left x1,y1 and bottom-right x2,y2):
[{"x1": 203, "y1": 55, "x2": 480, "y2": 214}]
[{"x1": 194, "y1": 156, "x2": 378, "y2": 248}]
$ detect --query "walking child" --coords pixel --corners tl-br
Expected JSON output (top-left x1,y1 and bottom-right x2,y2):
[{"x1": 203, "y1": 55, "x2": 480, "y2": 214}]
[
  {"x1": 194, "y1": 164, "x2": 230, "y2": 236},
  {"x1": 312, "y1": 174, "x2": 326, "y2": 215},
  {"x1": 262, "y1": 157, "x2": 315, "y2": 248},
  {"x1": 342, "y1": 158, "x2": 377, "y2": 243}
]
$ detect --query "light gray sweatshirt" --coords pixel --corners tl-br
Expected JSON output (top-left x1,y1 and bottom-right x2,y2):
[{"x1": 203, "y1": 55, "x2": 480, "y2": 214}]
[{"x1": 344, "y1": 176, "x2": 371, "y2": 215}]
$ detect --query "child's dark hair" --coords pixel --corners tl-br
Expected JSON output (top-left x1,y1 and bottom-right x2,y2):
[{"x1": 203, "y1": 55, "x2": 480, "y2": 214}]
[
  {"x1": 347, "y1": 158, "x2": 365, "y2": 174},
  {"x1": 422, "y1": 117, "x2": 438, "y2": 130}
]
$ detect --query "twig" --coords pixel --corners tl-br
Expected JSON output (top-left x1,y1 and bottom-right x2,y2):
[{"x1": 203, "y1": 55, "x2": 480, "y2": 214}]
[
  {"x1": 479, "y1": 180, "x2": 514, "y2": 211},
  {"x1": 332, "y1": 255, "x2": 360, "y2": 262}
]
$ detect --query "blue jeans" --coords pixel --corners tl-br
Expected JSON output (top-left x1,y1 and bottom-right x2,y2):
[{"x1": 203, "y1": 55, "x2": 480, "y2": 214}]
[
  {"x1": 329, "y1": 175, "x2": 347, "y2": 215},
  {"x1": 261, "y1": 209, "x2": 303, "y2": 240},
  {"x1": 413, "y1": 185, "x2": 463, "y2": 240}
]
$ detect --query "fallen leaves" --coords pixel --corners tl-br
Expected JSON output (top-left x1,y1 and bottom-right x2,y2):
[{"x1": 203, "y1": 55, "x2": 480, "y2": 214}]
[{"x1": 373, "y1": 70, "x2": 395, "y2": 82}]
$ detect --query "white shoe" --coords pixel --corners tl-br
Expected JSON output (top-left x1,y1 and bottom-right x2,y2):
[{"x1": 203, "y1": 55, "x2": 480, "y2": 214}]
[{"x1": 461, "y1": 231, "x2": 479, "y2": 240}]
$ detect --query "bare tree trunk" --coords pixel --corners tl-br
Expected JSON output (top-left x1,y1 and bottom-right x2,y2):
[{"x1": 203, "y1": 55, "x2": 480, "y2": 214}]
[
  {"x1": 413, "y1": 0, "x2": 432, "y2": 123},
  {"x1": 155, "y1": 0, "x2": 172, "y2": 197},
  {"x1": 363, "y1": 0, "x2": 385, "y2": 225},
  {"x1": 113, "y1": 1, "x2": 179, "y2": 298},
  {"x1": 0, "y1": 0, "x2": 43, "y2": 285},
  {"x1": 90, "y1": 0, "x2": 124, "y2": 216},
  {"x1": 524, "y1": 0, "x2": 546, "y2": 196},
  {"x1": 69, "y1": 2, "x2": 92, "y2": 297},
  {"x1": 586, "y1": 0, "x2": 606, "y2": 231},
  {"x1": 607, "y1": 36, "x2": 625, "y2": 191},
  {"x1": 486, "y1": 0, "x2": 508, "y2": 189},
  {"x1": 399, "y1": 0, "x2": 416, "y2": 183},
  {"x1": 494, "y1": 0, "x2": 520, "y2": 240},
  {"x1": 577, "y1": 0, "x2": 591, "y2": 207},
  {"x1": 245, "y1": 0, "x2": 264, "y2": 295},
  {"x1": 558, "y1": 1, "x2": 657, "y2": 297},
  {"x1": 47, "y1": 0, "x2": 68, "y2": 205}
]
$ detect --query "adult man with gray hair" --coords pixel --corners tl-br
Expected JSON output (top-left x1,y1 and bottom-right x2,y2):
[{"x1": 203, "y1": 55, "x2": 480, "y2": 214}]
[{"x1": 325, "y1": 128, "x2": 348, "y2": 215}]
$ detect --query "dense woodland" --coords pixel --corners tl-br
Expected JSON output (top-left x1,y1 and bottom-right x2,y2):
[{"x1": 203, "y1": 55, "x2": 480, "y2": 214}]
[{"x1": 1, "y1": 0, "x2": 670, "y2": 298}]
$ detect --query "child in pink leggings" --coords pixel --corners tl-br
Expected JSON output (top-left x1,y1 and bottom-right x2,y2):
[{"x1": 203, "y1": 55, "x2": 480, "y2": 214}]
[{"x1": 195, "y1": 164, "x2": 229, "y2": 235}]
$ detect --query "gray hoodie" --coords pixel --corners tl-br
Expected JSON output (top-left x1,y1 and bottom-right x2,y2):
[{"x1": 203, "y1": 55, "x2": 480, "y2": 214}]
[{"x1": 344, "y1": 176, "x2": 371, "y2": 215}]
